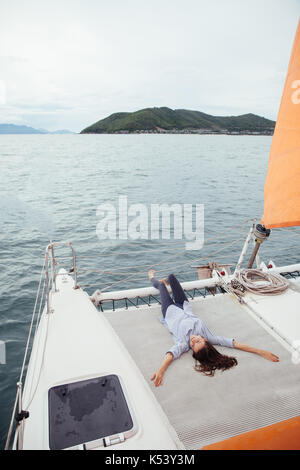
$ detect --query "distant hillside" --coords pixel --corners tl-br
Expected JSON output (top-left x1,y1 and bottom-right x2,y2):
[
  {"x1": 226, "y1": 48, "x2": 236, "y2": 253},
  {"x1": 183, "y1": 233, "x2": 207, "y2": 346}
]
[
  {"x1": 0, "y1": 124, "x2": 45, "y2": 134},
  {"x1": 0, "y1": 124, "x2": 74, "y2": 134},
  {"x1": 80, "y1": 107, "x2": 275, "y2": 135}
]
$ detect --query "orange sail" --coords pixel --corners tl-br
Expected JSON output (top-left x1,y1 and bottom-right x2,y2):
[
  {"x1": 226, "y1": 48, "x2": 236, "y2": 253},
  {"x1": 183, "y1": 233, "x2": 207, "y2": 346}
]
[{"x1": 261, "y1": 20, "x2": 300, "y2": 229}]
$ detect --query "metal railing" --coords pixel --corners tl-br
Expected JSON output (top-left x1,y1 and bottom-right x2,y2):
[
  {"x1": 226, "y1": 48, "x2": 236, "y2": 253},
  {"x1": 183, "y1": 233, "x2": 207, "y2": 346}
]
[{"x1": 44, "y1": 241, "x2": 78, "y2": 313}]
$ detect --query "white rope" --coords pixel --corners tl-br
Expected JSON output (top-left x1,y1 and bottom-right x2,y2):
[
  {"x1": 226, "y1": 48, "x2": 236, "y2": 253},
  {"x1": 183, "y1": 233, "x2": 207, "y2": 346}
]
[
  {"x1": 4, "y1": 386, "x2": 21, "y2": 450},
  {"x1": 78, "y1": 252, "x2": 240, "y2": 284},
  {"x1": 33, "y1": 279, "x2": 46, "y2": 338},
  {"x1": 19, "y1": 259, "x2": 46, "y2": 381},
  {"x1": 260, "y1": 243, "x2": 300, "y2": 255},
  {"x1": 27, "y1": 279, "x2": 47, "y2": 402},
  {"x1": 78, "y1": 240, "x2": 300, "y2": 278},
  {"x1": 61, "y1": 219, "x2": 251, "y2": 261},
  {"x1": 97, "y1": 236, "x2": 245, "y2": 292},
  {"x1": 24, "y1": 308, "x2": 51, "y2": 410},
  {"x1": 154, "y1": 238, "x2": 244, "y2": 274},
  {"x1": 5, "y1": 258, "x2": 46, "y2": 450},
  {"x1": 273, "y1": 227, "x2": 300, "y2": 236},
  {"x1": 79, "y1": 250, "x2": 240, "y2": 273},
  {"x1": 235, "y1": 269, "x2": 289, "y2": 295}
]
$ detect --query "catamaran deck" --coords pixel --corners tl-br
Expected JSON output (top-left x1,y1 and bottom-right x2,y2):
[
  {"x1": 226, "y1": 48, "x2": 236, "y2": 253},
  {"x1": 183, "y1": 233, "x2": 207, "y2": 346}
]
[
  {"x1": 11, "y1": 262, "x2": 300, "y2": 450},
  {"x1": 104, "y1": 292, "x2": 300, "y2": 449}
]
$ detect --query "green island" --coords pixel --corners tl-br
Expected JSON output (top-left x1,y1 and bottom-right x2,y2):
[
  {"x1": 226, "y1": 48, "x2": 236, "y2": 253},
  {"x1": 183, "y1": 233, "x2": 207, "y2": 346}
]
[{"x1": 80, "y1": 107, "x2": 275, "y2": 135}]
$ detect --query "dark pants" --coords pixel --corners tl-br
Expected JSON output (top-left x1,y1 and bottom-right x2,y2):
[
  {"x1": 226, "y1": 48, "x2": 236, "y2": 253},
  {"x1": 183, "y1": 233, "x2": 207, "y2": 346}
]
[{"x1": 151, "y1": 274, "x2": 188, "y2": 317}]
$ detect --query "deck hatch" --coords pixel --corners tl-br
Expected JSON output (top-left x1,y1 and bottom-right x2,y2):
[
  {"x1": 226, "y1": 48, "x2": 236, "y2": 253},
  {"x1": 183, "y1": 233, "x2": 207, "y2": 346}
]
[{"x1": 48, "y1": 374, "x2": 134, "y2": 450}]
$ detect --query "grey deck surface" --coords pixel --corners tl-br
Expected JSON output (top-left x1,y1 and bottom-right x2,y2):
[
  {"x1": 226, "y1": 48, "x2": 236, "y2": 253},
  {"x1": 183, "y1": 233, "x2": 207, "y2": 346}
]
[{"x1": 104, "y1": 294, "x2": 300, "y2": 449}]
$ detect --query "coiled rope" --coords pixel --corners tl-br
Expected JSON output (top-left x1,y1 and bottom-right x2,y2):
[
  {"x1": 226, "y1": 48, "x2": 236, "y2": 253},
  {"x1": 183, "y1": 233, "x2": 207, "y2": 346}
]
[{"x1": 235, "y1": 269, "x2": 289, "y2": 295}]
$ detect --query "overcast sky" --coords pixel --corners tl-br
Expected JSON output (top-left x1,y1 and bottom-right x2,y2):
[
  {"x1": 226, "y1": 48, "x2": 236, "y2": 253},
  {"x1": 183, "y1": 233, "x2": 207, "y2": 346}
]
[{"x1": 0, "y1": 0, "x2": 299, "y2": 132}]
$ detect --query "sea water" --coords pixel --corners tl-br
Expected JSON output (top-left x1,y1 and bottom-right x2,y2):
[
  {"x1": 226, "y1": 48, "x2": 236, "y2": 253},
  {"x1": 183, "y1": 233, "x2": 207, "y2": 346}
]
[{"x1": 1, "y1": 134, "x2": 299, "y2": 447}]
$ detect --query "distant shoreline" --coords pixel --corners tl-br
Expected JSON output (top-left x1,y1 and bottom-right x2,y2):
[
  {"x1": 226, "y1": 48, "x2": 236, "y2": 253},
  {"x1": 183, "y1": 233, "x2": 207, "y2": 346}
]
[
  {"x1": 0, "y1": 130, "x2": 274, "y2": 136},
  {"x1": 80, "y1": 107, "x2": 275, "y2": 135},
  {"x1": 82, "y1": 129, "x2": 274, "y2": 136}
]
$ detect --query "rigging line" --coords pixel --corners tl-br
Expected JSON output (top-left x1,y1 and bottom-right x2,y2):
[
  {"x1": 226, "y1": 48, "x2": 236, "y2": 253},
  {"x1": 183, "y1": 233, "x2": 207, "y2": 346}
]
[
  {"x1": 268, "y1": 230, "x2": 300, "y2": 239},
  {"x1": 79, "y1": 265, "x2": 230, "y2": 289},
  {"x1": 78, "y1": 258, "x2": 194, "y2": 274},
  {"x1": 99, "y1": 242, "x2": 195, "y2": 287},
  {"x1": 76, "y1": 228, "x2": 252, "y2": 274},
  {"x1": 5, "y1": 258, "x2": 45, "y2": 450},
  {"x1": 259, "y1": 243, "x2": 300, "y2": 255},
  {"x1": 79, "y1": 254, "x2": 239, "y2": 277},
  {"x1": 18, "y1": 259, "x2": 46, "y2": 388},
  {"x1": 77, "y1": 254, "x2": 235, "y2": 275},
  {"x1": 78, "y1": 265, "x2": 156, "y2": 274},
  {"x1": 80, "y1": 258, "x2": 237, "y2": 292},
  {"x1": 24, "y1": 289, "x2": 52, "y2": 411},
  {"x1": 77, "y1": 237, "x2": 250, "y2": 259},
  {"x1": 80, "y1": 264, "x2": 238, "y2": 288},
  {"x1": 28, "y1": 279, "x2": 46, "y2": 401},
  {"x1": 99, "y1": 247, "x2": 223, "y2": 291},
  {"x1": 4, "y1": 387, "x2": 21, "y2": 450},
  {"x1": 153, "y1": 237, "x2": 244, "y2": 271},
  {"x1": 35, "y1": 279, "x2": 46, "y2": 334},
  {"x1": 99, "y1": 236, "x2": 245, "y2": 292},
  {"x1": 268, "y1": 227, "x2": 300, "y2": 234},
  {"x1": 77, "y1": 248, "x2": 242, "y2": 275},
  {"x1": 154, "y1": 237, "x2": 245, "y2": 274},
  {"x1": 276, "y1": 227, "x2": 300, "y2": 233},
  {"x1": 79, "y1": 235, "x2": 246, "y2": 288},
  {"x1": 71, "y1": 219, "x2": 252, "y2": 259}
]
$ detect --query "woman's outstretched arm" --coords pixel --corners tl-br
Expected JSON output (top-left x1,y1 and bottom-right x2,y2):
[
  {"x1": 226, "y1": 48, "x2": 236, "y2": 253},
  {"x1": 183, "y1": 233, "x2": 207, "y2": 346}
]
[
  {"x1": 151, "y1": 352, "x2": 174, "y2": 387},
  {"x1": 233, "y1": 340, "x2": 279, "y2": 362}
]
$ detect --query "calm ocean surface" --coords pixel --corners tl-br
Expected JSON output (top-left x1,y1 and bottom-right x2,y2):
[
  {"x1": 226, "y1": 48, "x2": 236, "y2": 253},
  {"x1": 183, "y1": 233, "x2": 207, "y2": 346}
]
[{"x1": 1, "y1": 134, "x2": 300, "y2": 447}]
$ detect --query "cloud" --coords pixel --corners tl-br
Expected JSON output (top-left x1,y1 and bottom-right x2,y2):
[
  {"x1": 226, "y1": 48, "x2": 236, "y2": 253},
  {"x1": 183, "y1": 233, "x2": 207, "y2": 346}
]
[{"x1": 0, "y1": 0, "x2": 299, "y2": 131}]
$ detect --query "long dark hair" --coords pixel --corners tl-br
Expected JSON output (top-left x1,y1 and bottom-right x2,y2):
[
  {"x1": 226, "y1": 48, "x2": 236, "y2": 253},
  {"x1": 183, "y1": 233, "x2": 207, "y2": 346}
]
[{"x1": 192, "y1": 342, "x2": 238, "y2": 377}]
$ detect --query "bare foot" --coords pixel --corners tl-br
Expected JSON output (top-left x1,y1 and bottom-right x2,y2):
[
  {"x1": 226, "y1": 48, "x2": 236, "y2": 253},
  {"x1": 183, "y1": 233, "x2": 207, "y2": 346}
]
[
  {"x1": 160, "y1": 278, "x2": 169, "y2": 286},
  {"x1": 148, "y1": 269, "x2": 155, "y2": 282}
]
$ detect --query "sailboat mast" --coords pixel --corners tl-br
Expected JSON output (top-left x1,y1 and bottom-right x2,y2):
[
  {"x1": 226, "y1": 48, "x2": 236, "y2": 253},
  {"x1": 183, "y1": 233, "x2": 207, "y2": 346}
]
[{"x1": 247, "y1": 224, "x2": 271, "y2": 268}]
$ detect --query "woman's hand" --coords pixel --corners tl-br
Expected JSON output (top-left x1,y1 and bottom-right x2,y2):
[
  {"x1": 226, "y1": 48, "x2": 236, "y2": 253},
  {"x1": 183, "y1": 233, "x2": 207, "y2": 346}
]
[
  {"x1": 150, "y1": 352, "x2": 174, "y2": 387},
  {"x1": 233, "y1": 341, "x2": 279, "y2": 362},
  {"x1": 259, "y1": 350, "x2": 280, "y2": 362},
  {"x1": 151, "y1": 370, "x2": 164, "y2": 387}
]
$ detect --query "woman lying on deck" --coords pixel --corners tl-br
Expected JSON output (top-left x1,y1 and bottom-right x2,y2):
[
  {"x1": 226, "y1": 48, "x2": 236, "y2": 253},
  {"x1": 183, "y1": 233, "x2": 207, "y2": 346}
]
[{"x1": 148, "y1": 270, "x2": 279, "y2": 387}]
